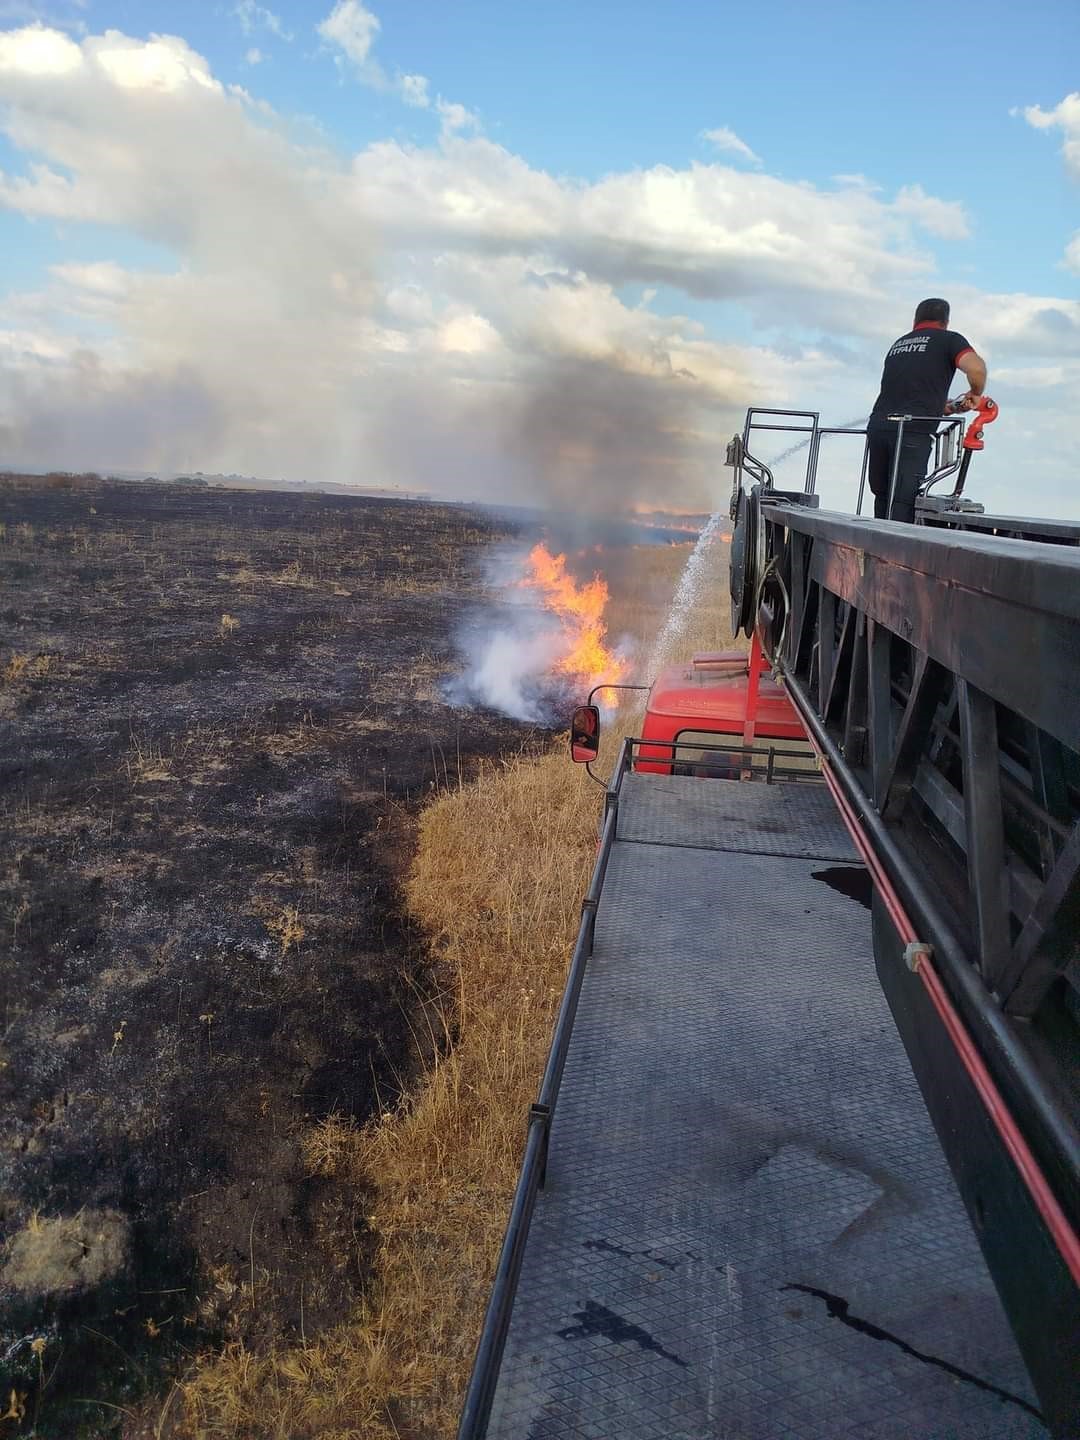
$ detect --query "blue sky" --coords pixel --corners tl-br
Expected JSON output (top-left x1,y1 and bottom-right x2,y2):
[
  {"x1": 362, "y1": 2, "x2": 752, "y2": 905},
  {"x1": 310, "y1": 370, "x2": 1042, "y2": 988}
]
[{"x1": 0, "y1": 0, "x2": 1077, "y2": 514}]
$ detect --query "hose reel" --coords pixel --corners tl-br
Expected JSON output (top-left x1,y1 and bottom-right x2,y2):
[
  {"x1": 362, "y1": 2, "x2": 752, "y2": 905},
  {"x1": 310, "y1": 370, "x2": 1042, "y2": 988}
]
[{"x1": 729, "y1": 482, "x2": 765, "y2": 639}]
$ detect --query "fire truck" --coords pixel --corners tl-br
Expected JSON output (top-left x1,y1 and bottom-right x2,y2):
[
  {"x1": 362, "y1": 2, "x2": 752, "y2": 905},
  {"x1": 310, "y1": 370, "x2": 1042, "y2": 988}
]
[{"x1": 459, "y1": 404, "x2": 1080, "y2": 1439}]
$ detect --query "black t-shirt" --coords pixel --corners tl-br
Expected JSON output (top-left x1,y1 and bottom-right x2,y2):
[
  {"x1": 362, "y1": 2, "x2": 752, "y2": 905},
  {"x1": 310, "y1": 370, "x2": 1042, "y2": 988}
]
[{"x1": 870, "y1": 323, "x2": 974, "y2": 429}]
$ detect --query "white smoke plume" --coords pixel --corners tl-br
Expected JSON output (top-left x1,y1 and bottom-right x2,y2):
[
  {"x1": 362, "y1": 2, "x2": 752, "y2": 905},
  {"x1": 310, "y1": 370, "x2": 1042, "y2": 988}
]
[
  {"x1": 447, "y1": 545, "x2": 565, "y2": 721},
  {"x1": 453, "y1": 621, "x2": 568, "y2": 722}
]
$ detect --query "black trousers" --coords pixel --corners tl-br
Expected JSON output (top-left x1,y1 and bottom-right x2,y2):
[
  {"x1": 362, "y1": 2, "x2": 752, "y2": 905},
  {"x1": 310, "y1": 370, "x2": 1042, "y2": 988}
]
[{"x1": 867, "y1": 420, "x2": 933, "y2": 524}]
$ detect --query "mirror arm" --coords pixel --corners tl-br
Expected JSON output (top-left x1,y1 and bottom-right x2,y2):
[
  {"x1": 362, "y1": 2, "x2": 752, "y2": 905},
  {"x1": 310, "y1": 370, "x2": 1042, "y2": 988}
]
[
  {"x1": 586, "y1": 682, "x2": 649, "y2": 707},
  {"x1": 584, "y1": 758, "x2": 607, "y2": 788}
]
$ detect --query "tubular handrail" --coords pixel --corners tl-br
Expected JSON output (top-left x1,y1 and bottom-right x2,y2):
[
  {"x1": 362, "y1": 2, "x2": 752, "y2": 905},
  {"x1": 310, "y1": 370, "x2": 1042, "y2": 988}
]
[
  {"x1": 734, "y1": 408, "x2": 974, "y2": 515},
  {"x1": 736, "y1": 407, "x2": 876, "y2": 505},
  {"x1": 457, "y1": 741, "x2": 631, "y2": 1439}
]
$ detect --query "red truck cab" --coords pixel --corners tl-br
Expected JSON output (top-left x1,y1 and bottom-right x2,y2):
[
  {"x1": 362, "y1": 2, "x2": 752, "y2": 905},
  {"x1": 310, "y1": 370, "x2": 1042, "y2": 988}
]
[
  {"x1": 636, "y1": 650, "x2": 808, "y2": 773},
  {"x1": 572, "y1": 641, "x2": 816, "y2": 778}
]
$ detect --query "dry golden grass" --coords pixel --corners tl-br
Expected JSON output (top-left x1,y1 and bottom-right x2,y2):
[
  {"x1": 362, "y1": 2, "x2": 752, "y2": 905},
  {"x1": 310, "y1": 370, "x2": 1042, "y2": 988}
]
[
  {"x1": 177, "y1": 528, "x2": 736, "y2": 1439},
  {"x1": 604, "y1": 543, "x2": 695, "y2": 662},
  {"x1": 179, "y1": 750, "x2": 598, "y2": 1439},
  {"x1": 264, "y1": 904, "x2": 305, "y2": 955},
  {"x1": 2, "y1": 652, "x2": 53, "y2": 685},
  {"x1": 125, "y1": 735, "x2": 176, "y2": 785}
]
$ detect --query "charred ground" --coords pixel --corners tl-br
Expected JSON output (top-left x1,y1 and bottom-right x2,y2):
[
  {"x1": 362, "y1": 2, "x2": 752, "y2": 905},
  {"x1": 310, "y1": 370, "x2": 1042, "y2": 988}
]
[{"x1": 0, "y1": 477, "x2": 538, "y2": 1436}]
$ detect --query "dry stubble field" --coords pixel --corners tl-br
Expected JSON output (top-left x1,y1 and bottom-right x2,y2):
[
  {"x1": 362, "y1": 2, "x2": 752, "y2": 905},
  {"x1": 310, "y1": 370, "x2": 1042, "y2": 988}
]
[
  {"x1": 0, "y1": 476, "x2": 545, "y2": 1436},
  {"x1": 0, "y1": 475, "x2": 725, "y2": 1438}
]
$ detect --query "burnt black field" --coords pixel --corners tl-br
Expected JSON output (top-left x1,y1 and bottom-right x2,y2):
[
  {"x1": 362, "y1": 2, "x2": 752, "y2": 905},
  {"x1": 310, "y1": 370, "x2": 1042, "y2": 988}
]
[{"x1": 0, "y1": 476, "x2": 540, "y2": 1436}]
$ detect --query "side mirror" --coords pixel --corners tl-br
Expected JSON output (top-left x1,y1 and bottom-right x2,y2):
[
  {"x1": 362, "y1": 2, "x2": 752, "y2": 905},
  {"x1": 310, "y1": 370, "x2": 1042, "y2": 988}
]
[{"x1": 570, "y1": 704, "x2": 600, "y2": 763}]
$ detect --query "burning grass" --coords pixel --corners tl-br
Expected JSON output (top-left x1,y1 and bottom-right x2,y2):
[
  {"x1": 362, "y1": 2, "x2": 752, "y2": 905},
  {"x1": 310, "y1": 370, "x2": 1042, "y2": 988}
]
[
  {"x1": 519, "y1": 542, "x2": 626, "y2": 689},
  {"x1": 177, "y1": 525, "x2": 735, "y2": 1439}
]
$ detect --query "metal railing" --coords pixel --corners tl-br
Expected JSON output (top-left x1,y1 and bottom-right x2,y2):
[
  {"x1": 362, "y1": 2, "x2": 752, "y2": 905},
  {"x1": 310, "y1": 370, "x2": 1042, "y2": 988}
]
[
  {"x1": 456, "y1": 739, "x2": 628, "y2": 1438},
  {"x1": 629, "y1": 737, "x2": 821, "y2": 783},
  {"x1": 737, "y1": 405, "x2": 1080, "y2": 542},
  {"x1": 739, "y1": 406, "x2": 870, "y2": 499},
  {"x1": 734, "y1": 406, "x2": 970, "y2": 517}
]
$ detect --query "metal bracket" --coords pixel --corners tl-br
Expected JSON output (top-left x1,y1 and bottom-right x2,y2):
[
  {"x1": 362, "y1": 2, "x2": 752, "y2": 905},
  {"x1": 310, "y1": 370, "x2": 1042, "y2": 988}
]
[
  {"x1": 529, "y1": 1102, "x2": 552, "y2": 1188},
  {"x1": 904, "y1": 941, "x2": 934, "y2": 973}
]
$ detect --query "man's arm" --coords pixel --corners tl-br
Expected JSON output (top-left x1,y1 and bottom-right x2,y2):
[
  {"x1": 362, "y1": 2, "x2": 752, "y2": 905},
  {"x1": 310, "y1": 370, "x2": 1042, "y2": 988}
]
[{"x1": 955, "y1": 350, "x2": 988, "y2": 407}]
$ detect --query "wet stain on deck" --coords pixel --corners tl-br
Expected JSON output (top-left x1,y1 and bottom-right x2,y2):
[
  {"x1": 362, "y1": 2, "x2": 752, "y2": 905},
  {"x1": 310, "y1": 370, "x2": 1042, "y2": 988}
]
[
  {"x1": 782, "y1": 1283, "x2": 1043, "y2": 1422},
  {"x1": 558, "y1": 1300, "x2": 688, "y2": 1367},
  {"x1": 811, "y1": 865, "x2": 873, "y2": 910}
]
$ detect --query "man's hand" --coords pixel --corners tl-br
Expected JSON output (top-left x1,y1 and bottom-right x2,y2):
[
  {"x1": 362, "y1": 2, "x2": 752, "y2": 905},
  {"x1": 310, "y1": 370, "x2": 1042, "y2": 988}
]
[{"x1": 947, "y1": 392, "x2": 978, "y2": 413}]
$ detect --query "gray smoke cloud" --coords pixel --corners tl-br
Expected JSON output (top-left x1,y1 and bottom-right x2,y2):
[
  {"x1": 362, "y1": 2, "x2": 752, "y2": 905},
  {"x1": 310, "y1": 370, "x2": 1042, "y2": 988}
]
[
  {"x1": 512, "y1": 357, "x2": 712, "y2": 516},
  {"x1": 0, "y1": 355, "x2": 226, "y2": 474}
]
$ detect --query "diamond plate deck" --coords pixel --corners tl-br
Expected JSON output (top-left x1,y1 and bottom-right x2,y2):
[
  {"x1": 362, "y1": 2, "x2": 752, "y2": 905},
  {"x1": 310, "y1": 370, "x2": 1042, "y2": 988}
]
[
  {"x1": 615, "y1": 771, "x2": 858, "y2": 861},
  {"x1": 486, "y1": 778, "x2": 1045, "y2": 1439}
]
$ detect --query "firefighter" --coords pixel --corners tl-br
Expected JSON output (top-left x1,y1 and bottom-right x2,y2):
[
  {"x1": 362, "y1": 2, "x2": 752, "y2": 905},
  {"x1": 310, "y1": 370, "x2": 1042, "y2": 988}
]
[{"x1": 867, "y1": 298, "x2": 988, "y2": 523}]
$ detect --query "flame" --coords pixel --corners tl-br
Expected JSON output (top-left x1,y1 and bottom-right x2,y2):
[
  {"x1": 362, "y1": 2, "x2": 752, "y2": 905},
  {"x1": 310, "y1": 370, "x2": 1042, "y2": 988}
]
[{"x1": 521, "y1": 542, "x2": 626, "y2": 689}]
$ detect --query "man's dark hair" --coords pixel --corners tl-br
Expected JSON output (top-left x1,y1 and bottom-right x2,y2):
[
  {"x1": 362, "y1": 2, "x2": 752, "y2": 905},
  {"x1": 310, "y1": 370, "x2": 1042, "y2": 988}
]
[{"x1": 914, "y1": 297, "x2": 950, "y2": 326}]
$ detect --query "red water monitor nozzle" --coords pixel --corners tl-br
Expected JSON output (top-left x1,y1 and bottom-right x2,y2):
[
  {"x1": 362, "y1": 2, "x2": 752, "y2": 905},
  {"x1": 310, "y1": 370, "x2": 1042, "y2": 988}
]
[
  {"x1": 961, "y1": 395, "x2": 998, "y2": 452},
  {"x1": 950, "y1": 396, "x2": 998, "y2": 498}
]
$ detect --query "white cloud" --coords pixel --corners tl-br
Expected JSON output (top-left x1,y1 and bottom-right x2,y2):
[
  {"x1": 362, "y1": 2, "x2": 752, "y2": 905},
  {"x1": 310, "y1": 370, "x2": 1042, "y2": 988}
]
[
  {"x1": 96, "y1": 33, "x2": 218, "y2": 92},
  {"x1": 50, "y1": 259, "x2": 129, "y2": 297},
  {"x1": 234, "y1": 1, "x2": 291, "y2": 42},
  {"x1": 956, "y1": 288, "x2": 1080, "y2": 359},
  {"x1": 0, "y1": 22, "x2": 80, "y2": 72},
  {"x1": 384, "y1": 283, "x2": 433, "y2": 324},
  {"x1": 1021, "y1": 94, "x2": 1080, "y2": 273},
  {"x1": 701, "y1": 126, "x2": 760, "y2": 165},
  {"x1": 317, "y1": 0, "x2": 378, "y2": 67},
  {"x1": 0, "y1": 22, "x2": 1075, "y2": 516},
  {"x1": 1023, "y1": 92, "x2": 1080, "y2": 178},
  {"x1": 436, "y1": 97, "x2": 478, "y2": 134},
  {"x1": 833, "y1": 173, "x2": 881, "y2": 191},
  {"x1": 893, "y1": 183, "x2": 969, "y2": 240},
  {"x1": 345, "y1": 140, "x2": 960, "y2": 335},
  {"x1": 992, "y1": 364, "x2": 1068, "y2": 390},
  {"x1": 436, "y1": 310, "x2": 500, "y2": 355},
  {"x1": 398, "y1": 71, "x2": 429, "y2": 108},
  {"x1": 245, "y1": 47, "x2": 264, "y2": 66},
  {"x1": 315, "y1": 3, "x2": 447, "y2": 119}
]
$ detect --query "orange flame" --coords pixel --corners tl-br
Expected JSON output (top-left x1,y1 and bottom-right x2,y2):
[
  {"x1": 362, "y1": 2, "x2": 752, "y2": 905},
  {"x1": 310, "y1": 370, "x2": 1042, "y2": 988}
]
[{"x1": 521, "y1": 543, "x2": 626, "y2": 689}]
